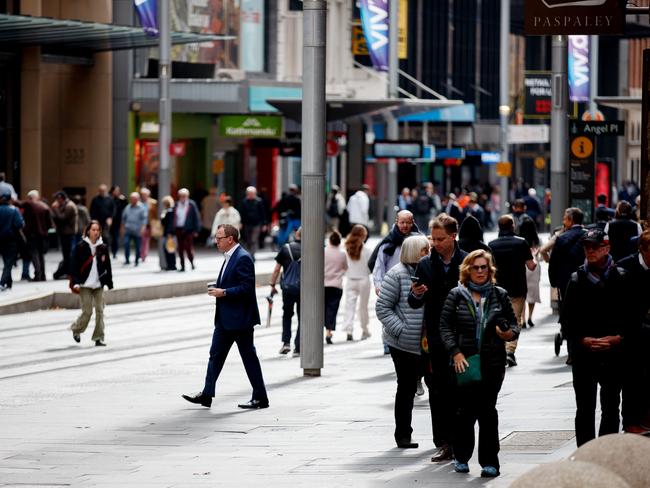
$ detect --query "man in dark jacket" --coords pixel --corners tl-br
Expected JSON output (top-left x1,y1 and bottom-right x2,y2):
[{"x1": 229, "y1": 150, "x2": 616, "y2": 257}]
[
  {"x1": 239, "y1": 186, "x2": 267, "y2": 260},
  {"x1": 0, "y1": 190, "x2": 25, "y2": 291},
  {"x1": 21, "y1": 190, "x2": 53, "y2": 281},
  {"x1": 109, "y1": 186, "x2": 127, "y2": 258},
  {"x1": 409, "y1": 213, "x2": 467, "y2": 461},
  {"x1": 89, "y1": 184, "x2": 114, "y2": 244},
  {"x1": 604, "y1": 200, "x2": 643, "y2": 262},
  {"x1": 562, "y1": 228, "x2": 631, "y2": 446},
  {"x1": 51, "y1": 191, "x2": 78, "y2": 279},
  {"x1": 617, "y1": 230, "x2": 650, "y2": 433},
  {"x1": 548, "y1": 207, "x2": 586, "y2": 300},
  {"x1": 488, "y1": 215, "x2": 536, "y2": 367},
  {"x1": 273, "y1": 184, "x2": 301, "y2": 247}
]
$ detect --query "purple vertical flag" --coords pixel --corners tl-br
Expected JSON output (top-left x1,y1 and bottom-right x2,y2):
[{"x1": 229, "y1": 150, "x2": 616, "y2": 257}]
[
  {"x1": 134, "y1": 0, "x2": 158, "y2": 37},
  {"x1": 568, "y1": 35, "x2": 590, "y2": 102},
  {"x1": 360, "y1": 0, "x2": 389, "y2": 72}
]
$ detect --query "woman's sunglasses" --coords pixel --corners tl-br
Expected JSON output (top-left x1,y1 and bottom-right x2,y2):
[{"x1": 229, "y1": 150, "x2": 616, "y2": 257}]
[{"x1": 470, "y1": 264, "x2": 488, "y2": 272}]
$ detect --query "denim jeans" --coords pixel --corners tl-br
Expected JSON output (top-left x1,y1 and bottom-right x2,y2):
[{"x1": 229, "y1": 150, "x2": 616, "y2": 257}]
[{"x1": 124, "y1": 234, "x2": 141, "y2": 264}]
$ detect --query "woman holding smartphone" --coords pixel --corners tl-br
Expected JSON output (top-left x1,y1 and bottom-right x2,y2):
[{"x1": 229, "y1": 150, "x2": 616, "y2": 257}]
[
  {"x1": 438, "y1": 249, "x2": 518, "y2": 478},
  {"x1": 375, "y1": 235, "x2": 431, "y2": 449}
]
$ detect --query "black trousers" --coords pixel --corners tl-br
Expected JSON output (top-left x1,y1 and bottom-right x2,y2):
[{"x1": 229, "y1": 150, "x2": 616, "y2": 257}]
[
  {"x1": 389, "y1": 346, "x2": 422, "y2": 442},
  {"x1": 425, "y1": 342, "x2": 457, "y2": 448},
  {"x1": 572, "y1": 353, "x2": 623, "y2": 446},
  {"x1": 281, "y1": 291, "x2": 300, "y2": 348},
  {"x1": 202, "y1": 321, "x2": 268, "y2": 401},
  {"x1": 28, "y1": 235, "x2": 48, "y2": 281},
  {"x1": 453, "y1": 369, "x2": 504, "y2": 469},
  {"x1": 54, "y1": 234, "x2": 74, "y2": 278},
  {"x1": 324, "y1": 287, "x2": 343, "y2": 331},
  {"x1": 0, "y1": 239, "x2": 17, "y2": 287},
  {"x1": 622, "y1": 333, "x2": 650, "y2": 427}
]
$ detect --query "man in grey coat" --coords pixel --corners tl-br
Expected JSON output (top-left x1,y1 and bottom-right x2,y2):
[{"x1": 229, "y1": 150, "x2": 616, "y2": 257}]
[{"x1": 121, "y1": 192, "x2": 147, "y2": 266}]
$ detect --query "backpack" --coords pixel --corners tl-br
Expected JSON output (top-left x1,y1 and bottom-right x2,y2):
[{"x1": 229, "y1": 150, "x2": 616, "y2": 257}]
[
  {"x1": 280, "y1": 243, "x2": 301, "y2": 295},
  {"x1": 327, "y1": 197, "x2": 340, "y2": 218},
  {"x1": 413, "y1": 195, "x2": 432, "y2": 215}
]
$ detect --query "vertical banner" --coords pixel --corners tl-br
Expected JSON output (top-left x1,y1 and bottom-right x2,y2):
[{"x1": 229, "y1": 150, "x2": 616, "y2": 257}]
[
  {"x1": 240, "y1": 0, "x2": 265, "y2": 72},
  {"x1": 398, "y1": 0, "x2": 408, "y2": 60},
  {"x1": 568, "y1": 35, "x2": 590, "y2": 102},
  {"x1": 134, "y1": 0, "x2": 158, "y2": 36},
  {"x1": 359, "y1": 0, "x2": 389, "y2": 72}
]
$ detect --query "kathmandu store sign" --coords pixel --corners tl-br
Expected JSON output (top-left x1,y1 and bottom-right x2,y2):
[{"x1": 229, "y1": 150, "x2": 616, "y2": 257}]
[
  {"x1": 525, "y1": 0, "x2": 625, "y2": 36},
  {"x1": 219, "y1": 115, "x2": 283, "y2": 138}
]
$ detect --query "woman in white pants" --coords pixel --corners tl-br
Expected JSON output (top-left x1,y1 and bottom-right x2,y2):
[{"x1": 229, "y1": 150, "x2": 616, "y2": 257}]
[{"x1": 343, "y1": 225, "x2": 372, "y2": 341}]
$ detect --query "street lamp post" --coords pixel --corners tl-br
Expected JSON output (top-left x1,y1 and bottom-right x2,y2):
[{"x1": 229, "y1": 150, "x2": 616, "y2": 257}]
[
  {"x1": 386, "y1": 0, "x2": 399, "y2": 227},
  {"x1": 300, "y1": 0, "x2": 327, "y2": 377},
  {"x1": 158, "y1": 0, "x2": 171, "y2": 199},
  {"x1": 550, "y1": 35, "x2": 568, "y2": 231},
  {"x1": 498, "y1": 0, "x2": 510, "y2": 216}
]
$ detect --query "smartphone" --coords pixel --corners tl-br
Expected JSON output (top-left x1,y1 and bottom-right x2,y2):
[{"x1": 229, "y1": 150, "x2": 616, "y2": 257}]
[{"x1": 410, "y1": 276, "x2": 421, "y2": 286}]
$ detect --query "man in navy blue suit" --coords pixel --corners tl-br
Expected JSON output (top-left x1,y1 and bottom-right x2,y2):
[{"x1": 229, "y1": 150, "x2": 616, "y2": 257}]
[{"x1": 182, "y1": 223, "x2": 269, "y2": 409}]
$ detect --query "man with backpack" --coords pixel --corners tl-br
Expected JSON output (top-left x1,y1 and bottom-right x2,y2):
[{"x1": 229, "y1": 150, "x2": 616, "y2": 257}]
[{"x1": 270, "y1": 227, "x2": 302, "y2": 357}]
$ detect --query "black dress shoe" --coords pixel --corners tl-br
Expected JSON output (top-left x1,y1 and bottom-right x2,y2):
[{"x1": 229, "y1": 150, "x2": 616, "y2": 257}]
[
  {"x1": 73, "y1": 332, "x2": 81, "y2": 343},
  {"x1": 238, "y1": 399, "x2": 269, "y2": 409},
  {"x1": 396, "y1": 438, "x2": 419, "y2": 449},
  {"x1": 95, "y1": 340, "x2": 106, "y2": 347},
  {"x1": 182, "y1": 392, "x2": 212, "y2": 408},
  {"x1": 431, "y1": 444, "x2": 453, "y2": 462}
]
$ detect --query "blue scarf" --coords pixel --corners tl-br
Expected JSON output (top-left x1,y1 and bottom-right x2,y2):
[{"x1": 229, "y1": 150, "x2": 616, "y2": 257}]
[
  {"x1": 458, "y1": 282, "x2": 492, "y2": 346},
  {"x1": 584, "y1": 255, "x2": 615, "y2": 286}
]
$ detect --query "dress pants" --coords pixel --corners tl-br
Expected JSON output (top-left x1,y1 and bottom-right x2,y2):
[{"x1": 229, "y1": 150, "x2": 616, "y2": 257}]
[
  {"x1": 572, "y1": 353, "x2": 623, "y2": 446},
  {"x1": 343, "y1": 277, "x2": 371, "y2": 335},
  {"x1": 453, "y1": 370, "x2": 504, "y2": 469},
  {"x1": 124, "y1": 234, "x2": 141, "y2": 264},
  {"x1": 175, "y1": 229, "x2": 195, "y2": 269},
  {"x1": 324, "y1": 287, "x2": 343, "y2": 331},
  {"x1": 203, "y1": 320, "x2": 268, "y2": 401},
  {"x1": 242, "y1": 225, "x2": 261, "y2": 258},
  {"x1": 389, "y1": 346, "x2": 421, "y2": 441},
  {"x1": 281, "y1": 291, "x2": 300, "y2": 349},
  {"x1": 425, "y1": 342, "x2": 457, "y2": 448}
]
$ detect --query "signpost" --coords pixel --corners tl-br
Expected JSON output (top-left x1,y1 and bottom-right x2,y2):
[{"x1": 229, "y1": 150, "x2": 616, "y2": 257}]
[
  {"x1": 568, "y1": 133, "x2": 596, "y2": 222},
  {"x1": 525, "y1": 0, "x2": 626, "y2": 36}
]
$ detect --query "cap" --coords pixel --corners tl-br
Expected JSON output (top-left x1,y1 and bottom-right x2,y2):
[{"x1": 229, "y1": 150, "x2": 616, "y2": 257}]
[
  {"x1": 0, "y1": 189, "x2": 11, "y2": 200},
  {"x1": 582, "y1": 228, "x2": 609, "y2": 246}
]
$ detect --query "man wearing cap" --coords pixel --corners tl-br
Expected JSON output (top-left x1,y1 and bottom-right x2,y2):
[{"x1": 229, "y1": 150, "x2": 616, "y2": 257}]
[
  {"x1": 0, "y1": 189, "x2": 24, "y2": 291},
  {"x1": 562, "y1": 228, "x2": 631, "y2": 446}
]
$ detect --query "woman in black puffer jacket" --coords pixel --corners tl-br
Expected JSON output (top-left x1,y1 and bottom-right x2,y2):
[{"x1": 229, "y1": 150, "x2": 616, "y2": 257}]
[{"x1": 439, "y1": 249, "x2": 519, "y2": 479}]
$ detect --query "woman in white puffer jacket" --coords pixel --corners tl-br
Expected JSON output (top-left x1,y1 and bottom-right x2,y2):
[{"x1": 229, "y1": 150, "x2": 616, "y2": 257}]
[{"x1": 375, "y1": 234, "x2": 431, "y2": 449}]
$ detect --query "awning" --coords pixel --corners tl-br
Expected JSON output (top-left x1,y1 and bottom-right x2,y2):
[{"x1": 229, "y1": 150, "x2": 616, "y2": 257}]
[
  {"x1": 595, "y1": 96, "x2": 641, "y2": 111},
  {"x1": 266, "y1": 98, "x2": 463, "y2": 123},
  {"x1": 0, "y1": 14, "x2": 232, "y2": 55}
]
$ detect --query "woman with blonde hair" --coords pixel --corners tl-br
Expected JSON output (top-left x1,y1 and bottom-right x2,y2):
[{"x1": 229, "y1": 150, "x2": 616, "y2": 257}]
[
  {"x1": 376, "y1": 234, "x2": 431, "y2": 448},
  {"x1": 439, "y1": 249, "x2": 519, "y2": 478},
  {"x1": 343, "y1": 225, "x2": 372, "y2": 341}
]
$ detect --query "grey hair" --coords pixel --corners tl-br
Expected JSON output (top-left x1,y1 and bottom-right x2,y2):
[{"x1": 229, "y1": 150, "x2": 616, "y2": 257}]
[
  {"x1": 27, "y1": 190, "x2": 40, "y2": 199},
  {"x1": 178, "y1": 188, "x2": 190, "y2": 196},
  {"x1": 400, "y1": 235, "x2": 430, "y2": 265}
]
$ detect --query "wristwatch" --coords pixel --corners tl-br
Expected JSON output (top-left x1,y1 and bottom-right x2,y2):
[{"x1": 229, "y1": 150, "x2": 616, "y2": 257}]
[{"x1": 222, "y1": 289, "x2": 227, "y2": 297}]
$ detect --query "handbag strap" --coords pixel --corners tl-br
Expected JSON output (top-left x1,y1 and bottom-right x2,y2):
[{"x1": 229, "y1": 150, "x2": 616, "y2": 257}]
[{"x1": 465, "y1": 295, "x2": 489, "y2": 349}]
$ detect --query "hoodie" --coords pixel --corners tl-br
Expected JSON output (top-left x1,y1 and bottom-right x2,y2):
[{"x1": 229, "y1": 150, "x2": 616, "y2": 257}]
[{"x1": 458, "y1": 215, "x2": 490, "y2": 254}]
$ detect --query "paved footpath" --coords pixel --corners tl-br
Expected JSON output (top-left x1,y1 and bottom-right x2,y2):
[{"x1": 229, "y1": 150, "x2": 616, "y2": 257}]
[{"x1": 0, "y1": 238, "x2": 584, "y2": 487}]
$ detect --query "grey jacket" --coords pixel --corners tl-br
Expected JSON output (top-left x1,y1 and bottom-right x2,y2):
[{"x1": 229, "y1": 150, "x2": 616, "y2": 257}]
[
  {"x1": 376, "y1": 263, "x2": 424, "y2": 355},
  {"x1": 122, "y1": 203, "x2": 147, "y2": 236}
]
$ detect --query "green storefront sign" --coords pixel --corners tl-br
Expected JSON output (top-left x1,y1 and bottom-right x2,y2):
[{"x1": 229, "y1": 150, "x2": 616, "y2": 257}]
[{"x1": 219, "y1": 115, "x2": 284, "y2": 138}]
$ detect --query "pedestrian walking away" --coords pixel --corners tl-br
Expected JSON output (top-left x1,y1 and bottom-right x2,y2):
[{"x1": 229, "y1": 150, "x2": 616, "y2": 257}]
[
  {"x1": 182, "y1": 224, "x2": 269, "y2": 410},
  {"x1": 0, "y1": 190, "x2": 25, "y2": 291},
  {"x1": 409, "y1": 213, "x2": 467, "y2": 462},
  {"x1": 439, "y1": 250, "x2": 519, "y2": 478},
  {"x1": 376, "y1": 235, "x2": 430, "y2": 449},
  {"x1": 343, "y1": 225, "x2": 372, "y2": 342},
  {"x1": 174, "y1": 188, "x2": 201, "y2": 271},
  {"x1": 270, "y1": 227, "x2": 302, "y2": 356},
  {"x1": 109, "y1": 186, "x2": 127, "y2": 258},
  {"x1": 19, "y1": 190, "x2": 52, "y2": 282},
  {"x1": 324, "y1": 231, "x2": 347, "y2": 344},
  {"x1": 239, "y1": 186, "x2": 267, "y2": 259},
  {"x1": 51, "y1": 191, "x2": 78, "y2": 280},
  {"x1": 519, "y1": 218, "x2": 542, "y2": 328},
  {"x1": 89, "y1": 184, "x2": 114, "y2": 245},
  {"x1": 69, "y1": 221, "x2": 113, "y2": 347},
  {"x1": 488, "y1": 215, "x2": 536, "y2": 367},
  {"x1": 561, "y1": 228, "x2": 631, "y2": 446},
  {"x1": 139, "y1": 188, "x2": 160, "y2": 263},
  {"x1": 159, "y1": 196, "x2": 177, "y2": 271}
]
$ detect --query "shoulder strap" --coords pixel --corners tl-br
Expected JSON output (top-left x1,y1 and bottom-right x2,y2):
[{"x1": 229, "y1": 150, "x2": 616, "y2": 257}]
[{"x1": 285, "y1": 243, "x2": 294, "y2": 262}]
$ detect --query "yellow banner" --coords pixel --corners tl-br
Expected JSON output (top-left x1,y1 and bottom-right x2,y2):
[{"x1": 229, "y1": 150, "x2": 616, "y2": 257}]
[{"x1": 398, "y1": 0, "x2": 408, "y2": 60}]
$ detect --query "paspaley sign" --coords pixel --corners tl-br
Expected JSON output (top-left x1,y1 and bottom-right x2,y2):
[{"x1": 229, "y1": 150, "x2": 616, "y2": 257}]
[
  {"x1": 525, "y1": 0, "x2": 625, "y2": 36},
  {"x1": 219, "y1": 115, "x2": 283, "y2": 138}
]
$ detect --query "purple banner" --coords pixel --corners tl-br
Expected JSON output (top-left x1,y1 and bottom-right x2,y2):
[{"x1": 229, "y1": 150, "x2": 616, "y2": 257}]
[
  {"x1": 134, "y1": 0, "x2": 158, "y2": 37},
  {"x1": 359, "y1": 0, "x2": 389, "y2": 72},
  {"x1": 568, "y1": 35, "x2": 590, "y2": 102}
]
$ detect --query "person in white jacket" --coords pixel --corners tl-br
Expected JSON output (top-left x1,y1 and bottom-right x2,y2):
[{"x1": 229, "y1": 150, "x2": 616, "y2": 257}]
[
  {"x1": 211, "y1": 196, "x2": 241, "y2": 242},
  {"x1": 347, "y1": 185, "x2": 370, "y2": 228}
]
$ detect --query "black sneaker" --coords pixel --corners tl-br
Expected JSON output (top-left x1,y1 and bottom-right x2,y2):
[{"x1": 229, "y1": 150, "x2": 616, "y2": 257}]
[
  {"x1": 95, "y1": 340, "x2": 106, "y2": 347},
  {"x1": 506, "y1": 352, "x2": 517, "y2": 367},
  {"x1": 73, "y1": 332, "x2": 81, "y2": 343}
]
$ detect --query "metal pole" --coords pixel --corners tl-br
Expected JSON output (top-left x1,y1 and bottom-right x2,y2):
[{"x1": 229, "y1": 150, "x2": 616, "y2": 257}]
[
  {"x1": 498, "y1": 0, "x2": 510, "y2": 216},
  {"x1": 589, "y1": 35, "x2": 599, "y2": 117},
  {"x1": 551, "y1": 35, "x2": 569, "y2": 231},
  {"x1": 300, "y1": 0, "x2": 326, "y2": 377},
  {"x1": 386, "y1": 0, "x2": 399, "y2": 229},
  {"x1": 158, "y1": 0, "x2": 171, "y2": 199}
]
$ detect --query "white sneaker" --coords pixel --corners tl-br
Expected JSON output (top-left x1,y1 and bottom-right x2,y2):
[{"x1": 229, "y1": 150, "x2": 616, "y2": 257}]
[
  {"x1": 279, "y1": 344, "x2": 291, "y2": 355},
  {"x1": 416, "y1": 379, "x2": 425, "y2": 396}
]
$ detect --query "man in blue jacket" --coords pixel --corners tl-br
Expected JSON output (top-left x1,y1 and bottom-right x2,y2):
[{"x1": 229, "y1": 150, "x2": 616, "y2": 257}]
[
  {"x1": 182, "y1": 223, "x2": 269, "y2": 409},
  {"x1": 174, "y1": 188, "x2": 201, "y2": 271},
  {"x1": 0, "y1": 189, "x2": 25, "y2": 291}
]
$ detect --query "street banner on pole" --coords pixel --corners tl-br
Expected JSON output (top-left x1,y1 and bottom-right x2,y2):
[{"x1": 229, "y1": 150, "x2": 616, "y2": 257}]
[
  {"x1": 568, "y1": 35, "x2": 590, "y2": 102},
  {"x1": 359, "y1": 0, "x2": 389, "y2": 71},
  {"x1": 134, "y1": 0, "x2": 158, "y2": 36}
]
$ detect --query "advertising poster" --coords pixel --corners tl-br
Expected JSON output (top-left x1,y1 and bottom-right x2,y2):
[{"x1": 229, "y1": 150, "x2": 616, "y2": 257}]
[
  {"x1": 170, "y1": 0, "x2": 240, "y2": 69},
  {"x1": 134, "y1": 0, "x2": 158, "y2": 36},
  {"x1": 359, "y1": 0, "x2": 389, "y2": 72},
  {"x1": 524, "y1": 72, "x2": 552, "y2": 119},
  {"x1": 568, "y1": 35, "x2": 590, "y2": 102}
]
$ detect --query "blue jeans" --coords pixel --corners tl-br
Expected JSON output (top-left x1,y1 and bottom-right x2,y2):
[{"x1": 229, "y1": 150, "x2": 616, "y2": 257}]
[
  {"x1": 277, "y1": 218, "x2": 301, "y2": 247},
  {"x1": 124, "y1": 234, "x2": 141, "y2": 264}
]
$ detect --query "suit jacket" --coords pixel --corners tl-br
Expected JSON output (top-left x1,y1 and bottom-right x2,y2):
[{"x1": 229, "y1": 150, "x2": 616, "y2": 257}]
[
  {"x1": 214, "y1": 245, "x2": 261, "y2": 329},
  {"x1": 548, "y1": 225, "x2": 586, "y2": 296}
]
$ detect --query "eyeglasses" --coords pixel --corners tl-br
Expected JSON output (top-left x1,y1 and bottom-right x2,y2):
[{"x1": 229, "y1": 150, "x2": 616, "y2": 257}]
[
  {"x1": 470, "y1": 264, "x2": 488, "y2": 272},
  {"x1": 215, "y1": 236, "x2": 230, "y2": 241}
]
